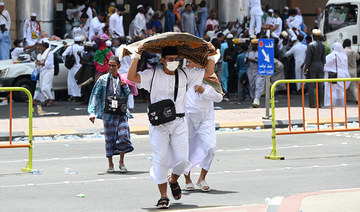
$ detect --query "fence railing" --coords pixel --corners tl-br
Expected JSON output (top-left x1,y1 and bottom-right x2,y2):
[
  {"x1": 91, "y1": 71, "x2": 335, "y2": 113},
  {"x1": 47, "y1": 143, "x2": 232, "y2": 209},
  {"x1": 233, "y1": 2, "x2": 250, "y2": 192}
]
[
  {"x1": 265, "y1": 78, "x2": 360, "y2": 160},
  {"x1": 0, "y1": 87, "x2": 34, "y2": 172}
]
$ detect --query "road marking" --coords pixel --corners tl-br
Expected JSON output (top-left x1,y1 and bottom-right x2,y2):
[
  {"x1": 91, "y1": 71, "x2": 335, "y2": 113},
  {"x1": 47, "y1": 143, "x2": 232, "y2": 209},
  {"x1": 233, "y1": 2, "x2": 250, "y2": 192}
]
[{"x1": 1, "y1": 164, "x2": 360, "y2": 189}]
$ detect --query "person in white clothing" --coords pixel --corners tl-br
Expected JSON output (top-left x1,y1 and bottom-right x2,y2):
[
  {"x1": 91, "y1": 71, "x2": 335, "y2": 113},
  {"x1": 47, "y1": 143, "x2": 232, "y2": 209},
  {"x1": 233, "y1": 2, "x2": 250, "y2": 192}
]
[
  {"x1": 72, "y1": 13, "x2": 89, "y2": 40},
  {"x1": 65, "y1": 3, "x2": 86, "y2": 33},
  {"x1": 130, "y1": 5, "x2": 147, "y2": 37},
  {"x1": 286, "y1": 9, "x2": 302, "y2": 41},
  {"x1": 248, "y1": 0, "x2": 263, "y2": 36},
  {"x1": 23, "y1": 13, "x2": 41, "y2": 46},
  {"x1": 62, "y1": 37, "x2": 84, "y2": 100},
  {"x1": 128, "y1": 44, "x2": 215, "y2": 209},
  {"x1": 285, "y1": 34, "x2": 307, "y2": 91},
  {"x1": 89, "y1": 13, "x2": 106, "y2": 41},
  {"x1": 0, "y1": 2, "x2": 11, "y2": 31},
  {"x1": 183, "y1": 60, "x2": 223, "y2": 192},
  {"x1": 35, "y1": 42, "x2": 55, "y2": 106},
  {"x1": 109, "y1": 5, "x2": 125, "y2": 38},
  {"x1": 264, "y1": 9, "x2": 276, "y2": 38},
  {"x1": 85, "y1": 0, "x2": 96, "y2": 33},
  {"x1": 271, "y1": 10, "x2": 282, "y2": 38},
  {"x1": 324, "y1": 43, "x2": 351, "y2": 107}
]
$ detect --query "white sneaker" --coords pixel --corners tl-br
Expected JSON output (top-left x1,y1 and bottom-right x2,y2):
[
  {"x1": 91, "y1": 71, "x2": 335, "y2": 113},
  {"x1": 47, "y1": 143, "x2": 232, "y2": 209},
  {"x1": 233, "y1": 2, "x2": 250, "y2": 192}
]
[{"x1": 252, "y1": 98, "x2": 260, "y2": 108}]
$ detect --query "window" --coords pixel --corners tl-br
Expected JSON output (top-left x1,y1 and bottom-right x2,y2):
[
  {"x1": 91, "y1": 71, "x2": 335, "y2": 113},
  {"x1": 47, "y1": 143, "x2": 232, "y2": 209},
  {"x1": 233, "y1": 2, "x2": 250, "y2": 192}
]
[{"x1": 324, "y1": 4, "x2": 358, "y2": 33}]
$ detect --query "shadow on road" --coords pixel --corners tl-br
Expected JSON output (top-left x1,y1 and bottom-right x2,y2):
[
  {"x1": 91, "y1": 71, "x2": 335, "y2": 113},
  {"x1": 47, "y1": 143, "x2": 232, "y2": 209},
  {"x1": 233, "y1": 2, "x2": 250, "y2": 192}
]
[
  {"x1": 142, "y1": 203, "x2": 200, "y2": 211},
  {"x1": 182, "y1": 189, "x2": 238, "y2": 195},
  {"x1": 97, "y1": 170, "x2": 148, "y2": 175}
]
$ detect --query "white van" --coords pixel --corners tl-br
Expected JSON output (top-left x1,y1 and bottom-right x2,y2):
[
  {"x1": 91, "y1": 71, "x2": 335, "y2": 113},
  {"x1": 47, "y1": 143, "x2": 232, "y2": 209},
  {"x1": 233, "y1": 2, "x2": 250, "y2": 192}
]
[{"x1": 320, "y1": 0, "x2": 360, "y2": 52}]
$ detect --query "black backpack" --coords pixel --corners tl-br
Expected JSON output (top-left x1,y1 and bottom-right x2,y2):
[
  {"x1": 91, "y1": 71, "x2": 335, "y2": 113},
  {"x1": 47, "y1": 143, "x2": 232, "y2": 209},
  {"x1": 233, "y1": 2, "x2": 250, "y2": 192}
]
[{"x1": 54, "y1": 54, "x2": 60, "y2": 76}]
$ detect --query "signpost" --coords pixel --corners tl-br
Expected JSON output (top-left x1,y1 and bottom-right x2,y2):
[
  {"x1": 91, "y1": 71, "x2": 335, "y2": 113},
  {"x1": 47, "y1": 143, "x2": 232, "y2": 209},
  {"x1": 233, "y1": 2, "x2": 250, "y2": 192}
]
[{"x1": 258, "y1": 39, "x2": 274, "y2": 119}]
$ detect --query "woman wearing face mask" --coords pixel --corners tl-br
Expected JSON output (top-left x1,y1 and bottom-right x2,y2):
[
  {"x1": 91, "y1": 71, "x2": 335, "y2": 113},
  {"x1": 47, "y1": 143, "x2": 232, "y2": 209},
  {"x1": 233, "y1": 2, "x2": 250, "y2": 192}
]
[{"x1": 128, "y1": 44, "x2": 215, "y2": 209}]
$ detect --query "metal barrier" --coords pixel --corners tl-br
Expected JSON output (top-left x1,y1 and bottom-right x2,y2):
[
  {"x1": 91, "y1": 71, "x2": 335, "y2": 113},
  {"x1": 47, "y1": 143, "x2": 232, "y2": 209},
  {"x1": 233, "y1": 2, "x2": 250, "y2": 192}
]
[
  {"x1": 265, "y1": 78, "x2": 360, "y2": 160},
  {"x1": 0, "y1": 87, "x2": 34, "y2": 172}
]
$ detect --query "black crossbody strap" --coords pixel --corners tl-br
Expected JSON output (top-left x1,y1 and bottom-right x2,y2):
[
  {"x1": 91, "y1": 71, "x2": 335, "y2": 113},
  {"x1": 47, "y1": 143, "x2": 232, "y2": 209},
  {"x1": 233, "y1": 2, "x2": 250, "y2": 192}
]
[{"x1": 174, "y1": 69, "x2": 179, "y2": 102}]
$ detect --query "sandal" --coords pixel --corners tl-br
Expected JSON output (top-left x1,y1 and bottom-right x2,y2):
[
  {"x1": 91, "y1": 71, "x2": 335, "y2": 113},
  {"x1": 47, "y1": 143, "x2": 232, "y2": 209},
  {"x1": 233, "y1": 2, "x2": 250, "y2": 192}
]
[
  {"x1": 168, "y1": 178, "x2": 182, "y2": 200},
  {"x1": 107, "y1": 168, "x2": 115, "y2": 173},
  {"x1": 156, "y1": 197, "x2": 170, "y2": 209},
  {"x1": 119, "y1": 166, "x2": 127, "y2": 173},
  {"x1": 185, "y1": 182, "x2": 195, "y2": 191},
  {"x1": 196, "y1": 180, "x2": 211, "y2": 192}
]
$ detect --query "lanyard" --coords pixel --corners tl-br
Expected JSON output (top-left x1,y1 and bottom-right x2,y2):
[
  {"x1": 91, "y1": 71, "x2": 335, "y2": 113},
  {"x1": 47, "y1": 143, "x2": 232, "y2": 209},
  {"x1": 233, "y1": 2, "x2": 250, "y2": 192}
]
[{"x1": 112, "y1": 76, "x2": 119, "y2": 95}]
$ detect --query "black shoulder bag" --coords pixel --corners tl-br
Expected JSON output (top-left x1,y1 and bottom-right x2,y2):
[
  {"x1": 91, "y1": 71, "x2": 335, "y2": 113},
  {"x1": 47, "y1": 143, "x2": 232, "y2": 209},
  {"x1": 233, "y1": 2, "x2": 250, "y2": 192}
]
[
  {"x1": 65, "y1": 46, "x2": 76, "y2": 69},
  {"x1": 328, "y1": 54, "x2": 338, "y2": 84},
  {"x1": 147, "y1": 68, "x2": 185, "y2": 126},
  {"x1": 104, "y1": 74, "x2": 128, "y2": 116}
]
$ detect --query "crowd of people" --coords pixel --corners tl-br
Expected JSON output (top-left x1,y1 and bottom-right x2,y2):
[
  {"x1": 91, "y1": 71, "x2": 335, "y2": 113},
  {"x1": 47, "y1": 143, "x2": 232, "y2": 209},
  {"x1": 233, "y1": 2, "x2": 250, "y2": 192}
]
[{"x1": 1, "y1": 0, "x2": 359, "y2": 209}]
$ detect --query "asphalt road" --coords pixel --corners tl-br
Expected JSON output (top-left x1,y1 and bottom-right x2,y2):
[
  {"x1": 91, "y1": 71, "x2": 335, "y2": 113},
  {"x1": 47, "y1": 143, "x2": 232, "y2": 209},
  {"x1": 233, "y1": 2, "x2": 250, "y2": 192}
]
[
  {"x1": 1, "y1": 93, "x2": 357, "y2": 119},
  {"x1": 1, "y1": 130, "x2": 360, "y2": 211}
]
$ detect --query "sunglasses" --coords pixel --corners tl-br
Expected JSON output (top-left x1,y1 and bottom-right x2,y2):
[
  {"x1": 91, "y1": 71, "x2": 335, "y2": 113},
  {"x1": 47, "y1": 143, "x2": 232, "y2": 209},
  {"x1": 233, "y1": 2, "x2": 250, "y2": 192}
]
[{"x1": 165, "y1": 57, "x2": 182, "y2": 62}]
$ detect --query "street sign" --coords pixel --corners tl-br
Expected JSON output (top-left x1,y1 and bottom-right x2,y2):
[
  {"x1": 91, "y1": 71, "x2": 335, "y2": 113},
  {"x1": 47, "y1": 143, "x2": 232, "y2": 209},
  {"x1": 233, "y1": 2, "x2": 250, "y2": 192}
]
[{"x1": 258, "y1": 39, "x2": 274, "y2": 76}]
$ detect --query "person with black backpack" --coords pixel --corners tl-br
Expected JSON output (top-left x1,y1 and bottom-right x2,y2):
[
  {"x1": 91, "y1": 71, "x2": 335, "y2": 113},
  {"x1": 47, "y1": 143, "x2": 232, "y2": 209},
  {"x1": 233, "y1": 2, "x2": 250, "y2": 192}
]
[{"x1": 62, "y1": 36, "x2": 84, "y2": 101}]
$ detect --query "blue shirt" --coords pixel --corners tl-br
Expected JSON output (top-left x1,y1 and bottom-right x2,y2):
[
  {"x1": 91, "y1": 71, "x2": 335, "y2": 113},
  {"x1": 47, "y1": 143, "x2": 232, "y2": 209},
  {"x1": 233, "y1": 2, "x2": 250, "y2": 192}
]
[
  {"x1": 164, "y1": 10, "x2": 175, "y2": 32},
  {"x1": 236, "y1": 52, "x2": 248, "y2": 78}
]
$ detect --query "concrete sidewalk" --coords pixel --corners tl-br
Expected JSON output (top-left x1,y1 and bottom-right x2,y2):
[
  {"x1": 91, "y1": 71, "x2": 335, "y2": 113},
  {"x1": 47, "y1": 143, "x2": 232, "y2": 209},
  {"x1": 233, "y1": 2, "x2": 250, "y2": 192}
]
[
  {"x1": 171, "y1": 188, "x2": 360, "y2": 212},
  {"x1": 0, "y1": 106, "x2": 359, "y2": 140}
]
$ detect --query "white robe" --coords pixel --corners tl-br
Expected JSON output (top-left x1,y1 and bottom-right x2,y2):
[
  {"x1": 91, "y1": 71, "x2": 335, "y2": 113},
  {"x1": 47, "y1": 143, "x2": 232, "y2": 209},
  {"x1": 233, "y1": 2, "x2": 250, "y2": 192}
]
[
  {"x1": 109, "y1": 13, "x2": 124, "y2": 38},
  {"x1": 62, "y1": 44, "x2": 84, "y2": 97},
  {"x1": 186, "y1": 83, "x2": 222, "y2": 171},
  {"x1": 285, "y1": 41, "x2": 307, "y2": 90},
  {"x1": 36, "y1": 48, "x2": 54, "y2": 100},
  {"x1": 89, "y1": 17, "x2": 105, "y2": 41},
  {"x1": 131, "y1": 13, "x2": 146, "y2": 36},
  {"x1": 23, "y1": 19, "x2": 41, "y2": 46},
  {"x1": 138, "y1": 67, "x2": 204, "y2": 184},
  {"x1": 247, "y1": 0, "x2": 263, "y2": 35},
  {"x1": 324, "y1": 43, "x2": 351, "y2": 107},
  {"x1": 0, "y1": 10, "x2": 11, "y2": 31}
]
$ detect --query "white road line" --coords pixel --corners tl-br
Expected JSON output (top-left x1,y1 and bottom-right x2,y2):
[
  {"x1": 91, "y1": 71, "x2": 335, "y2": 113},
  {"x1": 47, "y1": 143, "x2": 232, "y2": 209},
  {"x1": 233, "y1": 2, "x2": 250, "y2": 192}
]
[{"x1": 1, "y1": 164, "x2": 360, "y2": 189}]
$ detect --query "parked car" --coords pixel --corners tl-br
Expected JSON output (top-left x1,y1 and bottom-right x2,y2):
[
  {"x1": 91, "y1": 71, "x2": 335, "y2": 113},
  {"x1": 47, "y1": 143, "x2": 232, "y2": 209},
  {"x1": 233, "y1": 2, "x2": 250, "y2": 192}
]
[{"x1": 0, "y1": 39, "x2": 74, "y2": 102}]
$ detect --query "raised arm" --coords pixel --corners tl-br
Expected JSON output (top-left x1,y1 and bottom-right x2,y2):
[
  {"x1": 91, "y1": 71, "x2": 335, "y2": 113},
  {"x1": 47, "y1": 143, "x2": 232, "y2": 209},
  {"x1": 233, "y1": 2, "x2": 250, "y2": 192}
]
[
  {"x1": 127, "y1": 45, "x2": 143, "y2": 83},
  {"x1": 204, "y1": 42, "x2": 216, "y2": 78}
]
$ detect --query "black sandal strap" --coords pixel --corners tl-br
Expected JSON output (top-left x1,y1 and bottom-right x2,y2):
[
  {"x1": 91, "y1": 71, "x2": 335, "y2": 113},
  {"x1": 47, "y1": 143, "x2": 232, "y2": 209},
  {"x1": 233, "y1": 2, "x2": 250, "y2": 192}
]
[
  {"x1": 169, "y1": 181, "x2": 182, "y2": 199},
  {"x1": 157, "y1": 197, "x2": 170, "y2": 207}
]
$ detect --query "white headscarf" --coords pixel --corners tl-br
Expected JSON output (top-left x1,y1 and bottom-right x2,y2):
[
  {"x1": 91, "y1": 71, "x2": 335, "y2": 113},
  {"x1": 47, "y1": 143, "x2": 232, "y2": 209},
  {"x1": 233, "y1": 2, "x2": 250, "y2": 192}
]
[{"x1": 324, "y1": 42, "x2": 350, "y2": 88}]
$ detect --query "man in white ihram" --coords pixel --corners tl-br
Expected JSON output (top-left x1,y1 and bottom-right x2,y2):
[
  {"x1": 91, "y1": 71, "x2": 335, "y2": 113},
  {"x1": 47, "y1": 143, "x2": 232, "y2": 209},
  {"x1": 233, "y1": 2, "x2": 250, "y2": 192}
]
[
  {"x1": 62, "y1": 36, "x2": 84, "y2": 101},
  {"x1": 109, "y1": 5, "x2": 125, "y2": 39},
  {"x1": 128, "y1": 44, "x2": 215, "y2": 209},
  {"x1": 248, "y1": 0, "x2": 263, "y2": 36}
]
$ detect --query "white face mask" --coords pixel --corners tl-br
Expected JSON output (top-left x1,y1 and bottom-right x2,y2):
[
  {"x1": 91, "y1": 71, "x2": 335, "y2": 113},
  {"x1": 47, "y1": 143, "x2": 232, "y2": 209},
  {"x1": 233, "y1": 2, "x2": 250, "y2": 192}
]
[{"x1": 166, "y1": 61, "x2": 179, "y2": 71}]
